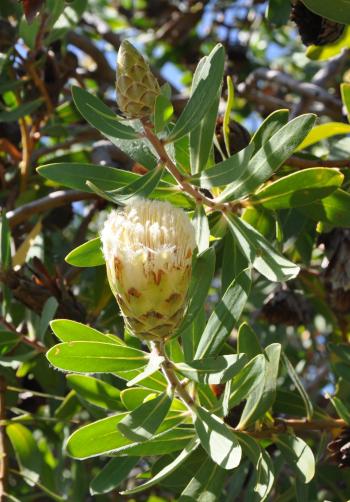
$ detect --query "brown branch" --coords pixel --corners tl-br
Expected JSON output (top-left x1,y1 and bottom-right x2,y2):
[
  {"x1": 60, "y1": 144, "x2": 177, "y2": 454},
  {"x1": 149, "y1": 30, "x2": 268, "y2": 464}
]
[
  {"x1": 0, "y1": 317, "x2": 46, "y2": 354},
  {"x1": 0, "y1": 377, "x2": 6, "y2": 502},
  {"x1": 18, "y1": 118, "x2": 32, "y2": 193},
  {"x1": 246, "y1": 418, "x2": 346, "y2": 439},
  {"x1": 6, "y1": 190, "x2": 97, "y2": 228},
  {"x1": 287, "y1": 156, "x2": 350, "y2": 169}
]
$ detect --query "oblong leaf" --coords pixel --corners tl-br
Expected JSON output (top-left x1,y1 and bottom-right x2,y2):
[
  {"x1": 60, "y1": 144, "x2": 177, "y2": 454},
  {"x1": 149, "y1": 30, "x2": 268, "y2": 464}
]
[
  {"x1": 301, "y1": 0, "x2": 350, "y2": 24},
  {"x1": 299, "y1": 189, "x2": 350, "y2": 227},
  {"x1": 90, "y1": 457, "x2": 139, "y2": 495},
  {"x1": 175, "y1": 354, "x2": 248, "y2": 385},
  {"x1": 275, "y1": 434, "x2": 315, "y2": 484},
  {"x1": 251, "y1": 109, "x2": 289, "y2": 154},
  {"x1": 6, "y1": 424, "x2": 42, "y2": 486},
  {"x1": 65, "y1": 237, "x2": 104, "y2": 267},
  {"x1": 46, "y1": 341, "x2": 148, "y2": 373},
  {"x1": 66, "y1": 374, "x2": 123, "y2": 411},
  {"x1": 50, "y1": 319, "x2": 122, "y2": 344}
]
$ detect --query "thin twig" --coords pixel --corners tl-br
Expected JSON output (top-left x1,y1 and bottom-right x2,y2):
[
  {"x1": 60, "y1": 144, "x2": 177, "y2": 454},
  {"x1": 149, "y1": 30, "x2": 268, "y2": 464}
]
[{"x1": 287, "y1": 156, "x2": 350, "y2": 169}]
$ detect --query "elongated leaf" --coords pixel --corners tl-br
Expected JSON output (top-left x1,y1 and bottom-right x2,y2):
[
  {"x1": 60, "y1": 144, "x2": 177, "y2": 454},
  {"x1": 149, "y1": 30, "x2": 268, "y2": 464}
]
[
  {"x1": 118, "y1": 367, "x2": 168, "y2": 392},
  {"x1": 195, "y1": 269, "x2": 251, "y2": 359},
  {"x1": 254, "y1": 168, "x2": 343, "y2": 210},
  {"x1": 267, "y1": 0, "x2": 291, "y2": 26},
  {"x1": 6, "y1": 424, "x2": 42, "y2": 485},
  {"x1": 275, "y1": 434, "x2": 315, "y2": 484},
  {"x1": 251, "y1": 109, "x2": 289, "y2": 154},
  {"x1": 221, "y1": 231, "x2": 248, "y2": 293},
  {"x1": 306, "y1": 25, "x2": 350, "y2": 62},
  {"x1": 0, "y1": 98, "x2": 43, "y2": 122},
  {"x1": 178, "y1": 457, "x2": 227, "y2": 502},
  {"x1": 194, "y1": 406, "x2": 242, "y2": 469},
  {"x1": 177, "y1": 247, "x2": 215, "y2": 335},
  {"x1": 86, "y1": 165, "x2": 164, "y2": 205},
  {"x1": 117, "y1": 391, "x2": 172, "y2": 442},
  {"x1": 90, "y1": 457, "x2": 139, "y2": 495},
  {"x1": 0, "y1": 330, "x2": 20, "y2": 355},
  {"x1": 227, "y1": 354, "x2": 266, "y2": 410},
  {"x1": 121, "y1": 439, "x2": 200, "y2": 495},
  {"x1": 154, "y1": 94, "x2": 173, "y2": 133},
  {"x1": 181, "y1": 308, "x2": 206, "y2": 362},
  {"x1": 299, "y1": 189, "x2": 350, "y2": 227},
  {"x1": 223, "y1": 76, "x2": 235, "y2": 157},
  {"x1": 238, "y1": 343, "x2": 281, "y2": 428},
  {"x1": 193, "y1": 205, "x2": 210, "y2": 253},
  {"x1": 175, "y1": 354, "x2": 248, "y2": 385},
  {"x1": 0, "y1": 213, "x2": 11, "y2": 269},
  {"x1": 341, "y1": 82, "x2": 350, "y2": 122},
  {"x1": 217, "y1": 113, "x2": 316, "y2": 202},
  {"x1": 282, "y1": 352, "x2": 313, "y2": 420},
  {"x1": 235, "y1": 432, "x2": 274, "y2": 502},
  {"x1": 65, "y1": 237, "x2": 104, "y2": 267},
  {"x1": 67, "y1": 414, "x2": 194, "y2": 459},
  {"x1": 126, "y1": 353, "x2": 164, "y2": 387},
  {"x1": 167, "y1": 44, "x2": 225, "y2": 142},
  {"x1": 50, "y1": 319, "x2": 122, "y2": 344},
  {"x1": 191, "y1": 143, "x2": 254, "y2": 188},
  {"x1": 72, "y1": 86, "x2": 138, "y2": 139},
  {"x1": 38, "y1": 297, "x2": 58, "y2": 341},
  {"x1": 327, "y1": 394, "x2": 350, "y2": 424},
  {"x1": 237, "y1": 322, "x2": 261, "y2": 359},
  {"x1": 225, "y1": 213, "x2": 300, "y2": 282},
  {"x1": 190, "y1": 96, "x2": 219, "y2": 175},
  {"x1": 301, "y1": 0, "x2": 350, "y2": 24},
  {"x1": 47, "y1": 341, "x2": 148, "y2": 373},
  {"x1": 66, "y1": 374, "x2": 123, "y2": 411},
  {"x1": 297, "y1": 122, "x2": 350, "y2": 150}
]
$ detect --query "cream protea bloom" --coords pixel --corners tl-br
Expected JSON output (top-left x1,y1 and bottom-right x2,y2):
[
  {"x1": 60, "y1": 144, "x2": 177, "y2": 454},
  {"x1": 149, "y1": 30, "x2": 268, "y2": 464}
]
[{"x1": 101, "y1": 199, "x2": 196, "y2": 340}]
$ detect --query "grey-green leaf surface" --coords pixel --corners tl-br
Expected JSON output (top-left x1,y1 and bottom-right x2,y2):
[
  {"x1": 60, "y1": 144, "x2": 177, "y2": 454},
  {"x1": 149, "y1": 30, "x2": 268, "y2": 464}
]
[
  {"x1": 38, "y1": 297, "x2": 58, "y2": 341},
  {"x1": 121, "y1": 438, "x2": 200, "y2": 495},
  {"x1": 167, "y1": 44, "x2": 225, "y2": 142},
  {"x1": 250, "y1": 109, "x2": 289, "y2": 154},
  {"x1": 195, "y1": 269, "x2": 251, "y2": 359},
  {"x1": 237, "y1": 322, "x2": 261, "y2": 359},
  {"x1": 275, "y1": 434, "x2": 315, "y2": 484},
  {"x1": 90, "y1": 457, "x2": 139, "y2": 495},
  {"x1": 66, "y1": 374, "x2": 123, "y2": 411},
  {"x1": 193, "y1": 406, "x2": 242, "y2": 469},
  {"x1": 225, "y1": 213, "x2": 300, "y2": 282},
  {"x1": 254, "y1": 168, "x2": 343, "y2": 210},
  {"x1": 227, "y1": 354, "x2": 266, "y2": 410},
  {"x1": 193, "y1": 205, "x2": 210, "y2": 253},
  {"x1": 238, "y1": 343, "x2": 281, "y2": 429},
  {"x1": 299, "y1": 189, "x2": 350, "y2": 227},
  {"x1": 178, "y1": 457, "x2": 227, "y2": 502},
  {"x1": 65, "y1": 237, "x2": 105, "y2": 267},
  {"x1": 217, "y1": 113, "x2": 316, "y2": 202},
  {"x1": 72, "y1": 86, "x2": 138, "y2": 139},
  {"x1": 282, "y1": 351, "x2": 313, "y2": 420},
  {"x1": 50, "y1": 319, "x2": 122, "y2": 344},
  {"x1": 175, "y1": 354, "x2": 248, "y2": 384},
  {"x1": 47, "y1": 341, "x2": 148, "y2": 373},
  {"x1": 117, "y1": 391, "x2": 173, "y2": 442}
]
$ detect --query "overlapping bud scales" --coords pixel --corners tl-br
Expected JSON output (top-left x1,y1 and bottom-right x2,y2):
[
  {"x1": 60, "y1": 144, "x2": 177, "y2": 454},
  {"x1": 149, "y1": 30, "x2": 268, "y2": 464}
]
[
  {"x1": 116, "y1": 40, "x2": 160, "y2": 119},
  {"x1": 101, "y1": 199, "x2": 196, "y2": 340}
]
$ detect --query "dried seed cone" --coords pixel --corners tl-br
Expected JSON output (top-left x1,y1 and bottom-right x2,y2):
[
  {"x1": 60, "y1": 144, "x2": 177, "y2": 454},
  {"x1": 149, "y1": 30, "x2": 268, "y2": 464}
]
[
  {"x1": 116, "y1": 40, "x2": 160, "y2": 119},
  {"x1": 101, "y1": 199, "x2": 196, "y2": 340}
]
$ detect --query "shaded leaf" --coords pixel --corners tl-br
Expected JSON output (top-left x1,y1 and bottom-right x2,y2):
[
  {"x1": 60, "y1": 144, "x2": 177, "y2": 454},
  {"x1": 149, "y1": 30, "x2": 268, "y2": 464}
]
[
  {"x1": 90, "y1": 457, "x2": 139, "y2": 495},
  {"x1": 66, "y1": 374, "x2": 123, "y2": 411},
  {"x1": 175, "y1": 354, "x2": 248, "y2": 385},
  {"x1": 65, "y1": 237, "x2": 104, "y2": 267},
  {"x1": 275, "y1": 434, "x2": 315, "y2": 484}
]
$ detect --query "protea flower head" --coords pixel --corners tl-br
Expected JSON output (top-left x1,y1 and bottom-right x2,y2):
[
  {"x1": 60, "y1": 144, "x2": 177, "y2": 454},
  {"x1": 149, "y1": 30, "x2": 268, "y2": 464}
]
[
  {"x1": 116, "y1": 40, "x2": 160, "y2": 119},
  {"x1": 101, "y1": 199, "x2": 196, "y2": 340}
]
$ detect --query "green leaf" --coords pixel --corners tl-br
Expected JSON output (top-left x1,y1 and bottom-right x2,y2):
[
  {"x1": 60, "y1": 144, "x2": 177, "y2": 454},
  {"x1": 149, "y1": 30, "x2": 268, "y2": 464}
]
[
  {"x1": 190, "y1": 96, "x2": 219, "y2": 175},
  {"x1": 282, "y1": 351, "x2": 313, "y2": 420},
  {"x1": 195, "y1": 269, "x2": 251, "y2": 359},
  {"x1": 217, "y1": 113, "x2": 316, "y2": 202},
  {"x1": 90, "y1": 457, "x2": 139, "y2": 495},
  {"x1": 177, "y1": 247, "x2": 216, "y2": 335},
  {"x1": 193, "y1": 406, "x2": 242, "y2": 469},
  {"x1": 6, "y1": 423, "x2": 42, "y2": 485},
  {"x1": 225, "y1": 213, "x2": 300, "y2": 282},
  {"x1": 0, "y1": 213, "x2": 11, "y2": 269},
  {"x1": 193, "y1": 205, "x2": 210, "y2": 253},
  {"x1": 46, "y1": 341, "x2": 148, "y2": 373},
  {"x1": 167, "y1": 44, "x2": 225, "y2": 142},
  {"x1": 0, "y1": 330, "x2": 20, "y2": 355},
  {"x1": 121, "y1": 387, "x2": 158, "y2": 410},
  {"x1": 223, "y1": 76, "x2": 235, "y2": 157},
  {"x1": 54, "y1": 390, "x2": 81, "y2": 420},
  {"x1": 181, "y1": 308, "x2": 206, "y2": 362},
  {"x1": 306, "y1": 25, "x2": 350, "y2": 61},
  {"x1": 37, "y1": 163, "x2": 193, "y2": 208},
  {"x1": 72, "y1": 86, "x2": 138, "y2": 139},
  {"x1": 238, "y1": 343, "x2": 281, "y2": 429},
  {"x1": 175, "y1": 354, "x2": 248, "y2": 384},
  {"x1": 341, "y1": 83, "x2": 350, "y2": 122},
  {"x1": 38, "y1": 297, "x2": 58, "y2": 341},
  {"x1": 190, "y1": 143, "x2": 254, "y2": 188},
  {"x1": 117, "y1": 391, "x2": 173, "y2": 442},
  {"x1": 50, "y1": 319, "x2": 122, "y2": 344},
  {"x1": 297, "y1": 122, "x2": 350, "y2": 150},
  {"x1": 178, "y1": 457, "x2": 227, "y2": 502},
  {"x1": 251, "y1": 109, "x2": 289, "y2": 154},
  {"x1": 254, "y1": 168, "x2": 343, "y2": 210},
  {"x1": 301, "y1": 0, "x2": 350, "y2": 24},
  {"x1": 221, "y1": 231, "x2": 248, "y2": 293},
  {"x1": 125, "y1": 352, "x2": 164, "y2": 387},
  {"x1": 267, "y1": 0, "x2": 291, "y2": 26},
  {"x1": 234, "y1": 432, "x2": 274, "y2": 501},
  {"x1": 67, "y1": 414, "x2": 194, "y2": 458},
  {"x1": 117, "y1": 367, "x2": 168, "y2": 392},
  {"x1": 0, "y1": 98, "x2": 43, "y2": 123},
  {"x1": 275, "y1": 434, "x2": 315, "y2": 484},
  {"x1": 66, "y1": 374, "x2": 123, "y2": 411},
  {"x1": 299, "y1": 189, "x2": 350, "y2": 227},
  {"x1": 227, "y1": 354, "x2": 266, "y2": 410},
  {"x1": 121, "y1": 439, "x2": 200, "y2": 495},
  {"x1": 154, "y1": 94, "x2": 174, "y2": 133},
  {"x1": 65, "y1": 237, "x2": 104, "y2": 267},
  {"x1": 86, "y1": 165, "x2": 164, "y2": 205},
  {"x1": 327, "y1": 394, "x2": 350, "y2": 424},
  {"x1": 237, "y1": 322, "x2": 261, "y2": 359}
]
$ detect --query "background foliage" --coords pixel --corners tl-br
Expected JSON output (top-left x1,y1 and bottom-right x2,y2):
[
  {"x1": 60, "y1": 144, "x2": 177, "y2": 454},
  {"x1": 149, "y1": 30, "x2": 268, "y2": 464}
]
[{"x1": 1, "y1": 0, "x2": 350, "y2": 500}]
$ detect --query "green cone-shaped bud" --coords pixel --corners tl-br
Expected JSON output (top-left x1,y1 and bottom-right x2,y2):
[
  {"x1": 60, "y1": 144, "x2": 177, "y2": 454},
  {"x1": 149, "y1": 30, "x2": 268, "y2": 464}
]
[
  {"x1": 116, "y1": 40, "x2": 160, "y2": 119},
  {"x1": 101, "y1": 199, "x2": 196, "y2": 341}
]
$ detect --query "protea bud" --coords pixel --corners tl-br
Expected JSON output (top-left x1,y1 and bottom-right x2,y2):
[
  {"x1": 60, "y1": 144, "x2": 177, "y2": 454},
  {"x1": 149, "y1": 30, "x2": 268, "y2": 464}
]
[
  {"x1": 101, "y1": 199, "x2": 196, "y2": 340},
  {"x1": 116, "y1": 40, "x2": 160, "y2": 119}
]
